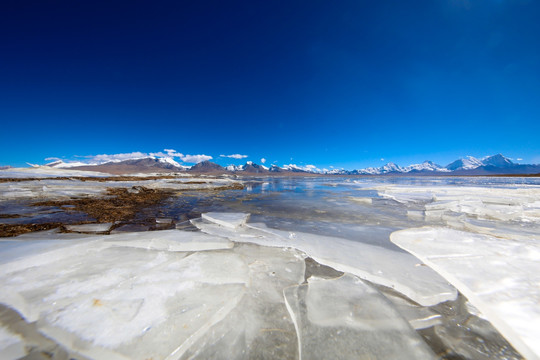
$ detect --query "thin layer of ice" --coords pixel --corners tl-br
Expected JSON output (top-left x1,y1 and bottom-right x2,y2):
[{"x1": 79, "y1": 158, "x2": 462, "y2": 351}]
[
  {"x1": 180, "y1": 243, "x2": 306, "y2": 360},
  {"x1": 391, "y1": 227, "x2": 540, "y2": 360},
  {"x1": 381, "y1": 291, "x2": 442, "y2": 330},
  {"x1": 194, "y1": 214, "x2": 457, "y2": 306},
  {"x1": 283, "y1": 274, "x2": 436, "y2": 359},
  {"x1": 434, "y1": 317, "x2": 524, "y2": 360},
  {"x1": 0, "y1": 175, "x2": 243, "y2": 200},
  {"x1": 104, "y1": 229, "x2": 234, "y2": 252},
  {"x1": 0, "y1": 167, "x2": 111, "y2": 178},
  {"x1": 64, "y1": 223, "x2": 114, "y2": 233},
  {"x1": 374, "y1": 185, "x2": 540, "y2": 224},
  {"x1": 0, "y1": 326, "x2": 25, "y2": 360},
  {"x1": 201, "y1": 212, "x2": 250, "y2": 229},
  {"x1": 0, "y1": 238, "x2": 248, "y2": 360}
]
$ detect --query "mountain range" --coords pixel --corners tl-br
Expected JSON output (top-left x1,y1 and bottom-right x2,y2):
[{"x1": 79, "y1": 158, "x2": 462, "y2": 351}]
[{"x1": 40, "y1": 154, "x2": 540, "y2": 176}]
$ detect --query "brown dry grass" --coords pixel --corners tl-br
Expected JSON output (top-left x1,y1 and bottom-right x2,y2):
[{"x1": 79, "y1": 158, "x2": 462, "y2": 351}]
[{"x1": 33, "y1": 187, "x2": 172, "y2": 223}]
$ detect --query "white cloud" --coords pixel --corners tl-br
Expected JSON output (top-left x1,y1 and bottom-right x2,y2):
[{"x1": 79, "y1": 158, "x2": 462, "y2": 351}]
[
  {"x1": 91, "y1": 152, "x2": 149, "y2": 163},
  {"x1": 260, "y1": 158, "x2": 266, "y2": 164},
  {"x1": 380, "y1": 158, "x2": 385, "y2": 161},
  {"x1": 517, "y1": 158, "x2": 523, "y2": 161},
  {"x1": 180, "y1": 154, "x2": 213, "y2": 163},
  {"x1": 45, "y1": 157, "x2": 61, "y2": 161},
  {"x1": 220, "y1": 154, "x2": 248, "y2": 159},
  {"x1": 163, "y1": 149, "x2": 184, "y2": 157}
]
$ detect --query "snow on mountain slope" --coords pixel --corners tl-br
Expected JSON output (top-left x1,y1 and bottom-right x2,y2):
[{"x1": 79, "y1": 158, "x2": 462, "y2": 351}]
[
  {"x1": 404, "y1": 161, "x2": 449, "y2": 173},
  {"x1": 445, "y1": 156, "x2": 484, "y2": 171},
  {"x1": 158, "y1": 157, "x2": 188, "y2": 169},
  {"x1": 481, "y1": 154, "x2": 514, "y2": 168},
  {"x1": 45, "y1": 160, "x2": 94, "y2": 168}
]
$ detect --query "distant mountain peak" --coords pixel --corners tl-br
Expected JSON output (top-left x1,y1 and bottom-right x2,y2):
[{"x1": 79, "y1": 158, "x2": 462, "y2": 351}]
[
  {"x1": 445, "y1": 156, "x2": 483, "y2": 171},
  {"x1": 481, "y1": 154, "x2": 514, "y2": 168},
  {"x1": 188, "y1": 160, "x2": 226, "y2": 173},
  {"x1": 26, "y1": 152, "x2": 537, "y2": 176}
]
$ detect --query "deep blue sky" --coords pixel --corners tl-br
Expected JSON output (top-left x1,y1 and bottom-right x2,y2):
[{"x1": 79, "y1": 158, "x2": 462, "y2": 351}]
[{"x1": 1, "y1": 0, "x2": 539, "y2": 169}]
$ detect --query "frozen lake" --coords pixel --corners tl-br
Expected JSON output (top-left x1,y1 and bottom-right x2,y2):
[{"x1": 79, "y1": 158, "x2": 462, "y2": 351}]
[{"x1": 0, "y1": 173, "x2": 539, "y2": 359}]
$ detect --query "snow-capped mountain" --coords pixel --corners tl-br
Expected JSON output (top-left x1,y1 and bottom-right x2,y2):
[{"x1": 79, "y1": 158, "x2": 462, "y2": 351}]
[
  {"x1": 43, "y1": 157, "x2": 189, "y2": 174},
  {"x1": 404, "y1": 161, "x2": 448, "y2": 173},
  {"x1": 188, "y1": 160, "x2": 226, "y2": 173},
  {"x1": 29, "y1": 153, "x2": 538, "y2": 176},
  {"x1": 44, "y1": 160, "x2": 92, "y2": 168},
  {"x1": 157, "y1": 157, "x2": 185, "y2": 169},
  {"x1": 282, "y1": 164, "x2": 323, "y2": 173},
  {"x1": 352, "y1": 154, "x2": 538, "y2": 175},
  {"x1": 242, "y1": 161, "x2": 269, "y2": 173},
  {"x1": 44, "y1": 156, "x2": 188, "y2": 170},
  {"x1": 445, "y1": 156, "x2": 484, "y2": 171},
  {"x1": 481, "y1": 154, "x2": 514, "y2": 168}
]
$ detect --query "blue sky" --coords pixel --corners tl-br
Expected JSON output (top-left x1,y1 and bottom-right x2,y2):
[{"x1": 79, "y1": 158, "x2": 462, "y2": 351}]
[{"x1": 1, "y1": 0, "x2": 539, "y2": 169}]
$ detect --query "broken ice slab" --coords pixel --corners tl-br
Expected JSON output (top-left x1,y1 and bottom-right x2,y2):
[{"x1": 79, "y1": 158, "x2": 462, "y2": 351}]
[
  {"x1": 0, "y1": 237, "x2": 107, "y2": 276},
  {"x1": 64, "y1": 223, "x2": 114, "y2": 233},
  {"x1": 283, "y1": 274, "x2": 436, "y2": 360},
  {"x1": 155, "y1": 217, "x2": 173, "y2": 224},
  {"x1": 346, "y1": 196, "x2": 372, "y2": 205},
  {"x1": 375, "y1": 185, "x2": 540, "y2": 223},
  {"x1": 110, "y1": 223, "x2": 152, "y2": 233},
  {"x1": 40, "y1": 283, "x2": 246, "y2": 360},
  {"x1": 190, "y1": 217, "x2": 273, "y2": 243},
  {"x1": 0, "y1": 326, "x2": 25, "y2": 360},
  {"x1": 380, "y1": 291, "x2": 442, "y2": 330},
  {"x1": 205, "y1": 219, "x2": 457, "y2": 306},
  {"x1": 456, "y1": 217, "x2": 540, "y2": 243},
  {"x1": 433, "y1": 317, "x2": 524, "y2": 360},
  {"x1": 391, "y1": 227, "x2": 540, "y2": 360},
  {"x1": 0, "y1": 239, "x2": 249, "y2": 360},
  {"x1": 201, "y1": 212, "x2": 250, "y2": 229},
  {"x1": 180, "y1": 244, "x2": 306, "y2": 360},
  {"x1": 104, "y1": 229, "x2": 234, "y2": 252}
]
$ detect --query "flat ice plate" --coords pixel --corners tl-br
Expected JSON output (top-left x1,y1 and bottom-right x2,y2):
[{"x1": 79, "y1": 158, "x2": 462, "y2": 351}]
[{"x1": 391, "y1": 226, "x2": 540, "y2": 360}]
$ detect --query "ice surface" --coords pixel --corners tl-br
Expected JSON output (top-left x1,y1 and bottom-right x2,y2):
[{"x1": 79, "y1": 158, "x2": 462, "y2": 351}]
[
  {"x1": 0, "y1": 175, "x2": 243, "y2": 200},
  {"x1": 0, "y1": 167, "x2": 111, "y2": 178},
  {"x1": 0, "y1": 229, "x2": 311, "y2": 360},
  {"x1": 283, "y1": 274, "x2": 436, "y2": 359},
  {"x1": 381, "y1": 291, "x2": 442, "y2": 330},
  {"x1": 180, "y1": 243, "x2": 306, "y2": 360},
  {"x1": 194, "y1": 214, "x2": 457, "y2": 306},
  {"x1": 64, "y1": 223, "x2": 113, "y2": 233},
  {"x1": 433, "y1": 317, "x2": 524, "y2": 360},
  {"x1": 347, "y1": 196, "x2": 372, "y2": 205},
  {"x1": 374, "y1": 184, "x2": 540, "y2": 224},
  {"x1": 0, "y1": 236, "x2": 248, "y2": 360},
  {"x1": 391, "y1": 227, "x2": 540, "y2": 360},
  {"x1": 104, "y1": 229, "x2": 234, "y2": 252},
  {"x1": 0, "y1": 326, "x2": 25, "y2": 360},
  {"x1": 201, "y1": 212, "x2": 250, "y2": 229}
]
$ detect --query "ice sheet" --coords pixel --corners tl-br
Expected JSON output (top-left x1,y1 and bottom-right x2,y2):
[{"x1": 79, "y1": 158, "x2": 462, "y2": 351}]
[
  {"x1": 104, "y1": 229, "x2": 234, "y2": 252},
  {"x1": 283, "y1": 274, "x2": 436, "y2": 359},
  {"x1": 0, "y1": 326, "x2": 25, "y2": 360},
  {"x1": 0, "y1": 175, "x2": 243, "y2": 200},
  {"x1": 180, "y1": 244, "x2": 306, "y2": 360},
  {"x1": 0, "y1": 239, "x2": 248, "y2": 360},
  {"x1": 194, "y1": 214, "x2": 457, "y2": 306},
  {"x1": 391, "y1": 227, "x2": 540, "y2": 360},
  {"x1": 374, "y1": 185, "x2": 540, "y2": 224},
  {"x1": 381, "y1": 291, "x2": 442, "y2": 330},
  {"x1": 201, "y1": 212, "x2": 250, "y2": 229},
  {"x1": 64, "y1": 223, "x2": 113, "y2": 233}
]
